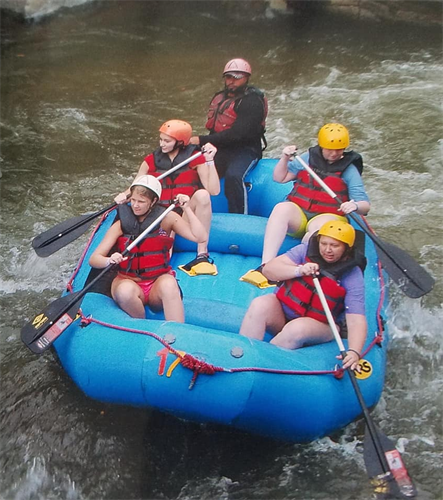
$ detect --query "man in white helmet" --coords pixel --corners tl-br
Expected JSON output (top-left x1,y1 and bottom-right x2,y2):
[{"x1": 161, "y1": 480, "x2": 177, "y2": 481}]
[{"x1": 190, "y1": 58, "x2": 268, "y2": 214}]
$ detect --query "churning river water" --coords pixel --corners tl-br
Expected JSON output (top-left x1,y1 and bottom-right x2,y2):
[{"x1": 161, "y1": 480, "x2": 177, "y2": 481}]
[{"x1": 0, "y1": 1, "x2": 442, "y2": 499}]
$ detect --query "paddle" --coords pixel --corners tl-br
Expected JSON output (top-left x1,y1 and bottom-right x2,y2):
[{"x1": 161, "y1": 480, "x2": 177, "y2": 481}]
[
  {"x1": 312, "y1": 276, "x2": 416, "y2": 499},
  {"x1": 22, "y1": 202, "x2": 178, "y2": 355},
  {"x1": 32, "y1": 151, "x2": 203, "y2": 258},
  {"x1": 32, "y1": 203, "x2": 117, "y2": 258},
  {"x1": 295, "y1": 154, "x2": 434, "y2": 298}
]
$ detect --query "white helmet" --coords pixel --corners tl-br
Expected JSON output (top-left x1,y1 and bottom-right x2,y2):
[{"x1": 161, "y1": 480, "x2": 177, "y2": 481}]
[{"x1": 131, "y1": 175, "x2": 162, "y2": 199}]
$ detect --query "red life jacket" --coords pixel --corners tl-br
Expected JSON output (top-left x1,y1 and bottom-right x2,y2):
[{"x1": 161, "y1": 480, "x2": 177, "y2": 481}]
[
  {"x1": 116, "y1": 204, "x2": 174, "y2": 280},
  {"x1": 146, "y1": 146, "x2": 202, "y2": 207},
  {"x1": 286, "y1": 145, "x2": 364, "y2": 215},
  {"x1": 205, "y1": 86, "x2": 268, "y2": 133},
  {"x1": 276, "y1": 268, "x2": 346, "y2": 324},
  {"x1": 286, "y1": 169, "x2": 349, "y2": 215},
  {"x1": 275, "y1": 232, "x2": 366, "y2": 323}
]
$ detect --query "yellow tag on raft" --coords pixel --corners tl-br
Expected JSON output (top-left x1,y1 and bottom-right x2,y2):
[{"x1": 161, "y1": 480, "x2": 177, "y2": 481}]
[{"x1": 355, "y1": 359, "x2": 373, "y2": 379}]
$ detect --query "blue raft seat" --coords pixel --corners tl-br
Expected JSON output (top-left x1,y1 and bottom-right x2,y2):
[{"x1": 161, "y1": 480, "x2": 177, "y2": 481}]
[
  {"x1": 211, "y1": 158, "x2": 289, "y2": 218},
  {"x1": 145, "y1": 159, "x2": 300, "y2": 334}
]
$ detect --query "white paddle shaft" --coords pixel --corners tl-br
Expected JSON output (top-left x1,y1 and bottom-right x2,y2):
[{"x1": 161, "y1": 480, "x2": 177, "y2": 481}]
[
  {"x1": 125, "y1": 203, "x2": 176, "y2": 253},
  {"x1": 156, "y1": 151, "x2": 203, "y2": 180},
  {"x1": 312, "y1": 276, "x2": 346, "y2": 353},
  {"x1": 295, "y1": 154, "x2": 339, "y2": 201}
]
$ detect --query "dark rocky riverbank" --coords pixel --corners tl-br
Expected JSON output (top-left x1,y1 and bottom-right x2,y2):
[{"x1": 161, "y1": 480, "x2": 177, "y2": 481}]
[{"x1": 1, "y1": 0, "x2": 442, "y2": 25}]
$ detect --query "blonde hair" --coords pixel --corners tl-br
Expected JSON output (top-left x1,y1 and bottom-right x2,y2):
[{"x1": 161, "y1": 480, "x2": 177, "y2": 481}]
[{"x1": 130, "y1": 185, "x2": 158, "y2": 202}]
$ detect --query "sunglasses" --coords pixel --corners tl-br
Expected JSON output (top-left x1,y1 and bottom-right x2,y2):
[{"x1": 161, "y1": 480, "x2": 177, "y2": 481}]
[{"x1": 223, "y1": 72, "x2": 247, "y2": 80}]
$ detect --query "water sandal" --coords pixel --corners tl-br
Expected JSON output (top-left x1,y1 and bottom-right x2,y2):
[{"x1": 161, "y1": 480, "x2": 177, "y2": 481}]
[
  {"x1": 240, "y1": 266, "x2": 277, "y2": 289},
  {"x1": 178, "y1": 254, "x2": 218, "y2": 276}
]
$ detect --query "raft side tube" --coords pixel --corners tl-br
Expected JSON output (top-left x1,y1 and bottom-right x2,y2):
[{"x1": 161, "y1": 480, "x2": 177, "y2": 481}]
[
  {"x1": 55, "y1": 293, "x2": 385, "y2": 442},
  {"x1": 174, "y1": 212, "x2": 297, "y2": 257}
]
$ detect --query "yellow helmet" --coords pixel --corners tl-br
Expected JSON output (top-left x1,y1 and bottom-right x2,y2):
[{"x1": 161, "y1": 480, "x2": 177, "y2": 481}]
[
  {"x1": 318, "y1": 220, "x2": 355, "y2": 247},
  {"x1": 318, "y1": 123, "x2": 350, "y2": 150}
]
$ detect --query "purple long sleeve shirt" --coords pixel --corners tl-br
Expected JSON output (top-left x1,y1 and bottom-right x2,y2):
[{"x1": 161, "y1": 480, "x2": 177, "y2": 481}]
[{"x1": 277, "y1": 243, "x2": 365, "y2": 321}]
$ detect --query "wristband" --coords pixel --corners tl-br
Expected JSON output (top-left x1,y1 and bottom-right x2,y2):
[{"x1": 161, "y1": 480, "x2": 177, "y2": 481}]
[
  {"x1": 294, "y1": 265, "x2": 302, "y2": 278},
  {"x1": 349, "y1": 199, "x2": 358, "y2": 212},
  {"x1": 347, "y1": 348, "x2": 361, "y2": 359},
  {"x1": 206, "y1": 160, "x2": 215, "y2": 165},
  {"x1": 105, "y1": 258, "x2": 111, "y2": 267}
]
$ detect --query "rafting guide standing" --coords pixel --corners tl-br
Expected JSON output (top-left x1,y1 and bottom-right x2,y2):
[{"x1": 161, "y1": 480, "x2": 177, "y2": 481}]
[{"x1": 190, "y1": 58, "x2": 268, "y2": 214}]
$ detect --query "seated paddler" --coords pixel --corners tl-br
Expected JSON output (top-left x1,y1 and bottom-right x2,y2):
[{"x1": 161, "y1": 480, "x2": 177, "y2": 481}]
[
  {"x1": 89, "y1": 175, "x2": 207, "y2": 321},
  {"x1": 239, "y1": 220, "x2": 367, "y2": 371},
  {"x1": 114, "y1": 119, "x2": 220, "y2": 277},
  {"x1": 241, "y1": 123, "x2": 370, "y2": 289}
]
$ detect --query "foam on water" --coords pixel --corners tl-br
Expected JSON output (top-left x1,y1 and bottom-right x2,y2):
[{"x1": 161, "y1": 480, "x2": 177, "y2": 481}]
[
  {"x1": 1, "y1": 3, "x2": 442, "y2": 499},
  {"x1": 5, "y1": 456, "x2": 80, "y2": 500}
]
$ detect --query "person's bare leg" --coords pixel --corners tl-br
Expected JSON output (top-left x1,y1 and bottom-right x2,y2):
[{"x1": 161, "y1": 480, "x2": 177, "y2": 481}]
[
  {"x1": 184, "y1": 189, "x2": 211, "y2": 255},
  {"x1": 111, "y1": 278, "x2": 146, "y2": 318},
  {"x1": 262, "y1": 202, "x2": 304, "y2": 263},
  {"x1": 240, "y1": 294, "x2": 286, "y2": 339},
  {"x1": 271, "y1": 317, "x2": 334, "y2": 349},
  {"x1": 148, "y1": 274, "x2": 185, "y2": 322}
]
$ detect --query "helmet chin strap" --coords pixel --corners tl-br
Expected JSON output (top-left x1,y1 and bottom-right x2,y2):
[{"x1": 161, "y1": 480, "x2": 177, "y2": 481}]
[{"x1": 170, "y1": 140, "x2": 184, "y2": 152}]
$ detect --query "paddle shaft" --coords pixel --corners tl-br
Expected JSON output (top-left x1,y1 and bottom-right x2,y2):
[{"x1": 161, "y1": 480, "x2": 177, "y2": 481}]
[
  {"x1": 32, "y1": 151, "x2": 203, "y2": 256},
  {"x1": 295, "y1": 153, "x2": 433, "y2": 297},
  {"x1": 27, "y1": 202, "x2": 177, "y2": 345},
  {"x1": 295, "y1": 153, "x2": 380, "y2": 234},
  {"x1": 156, "y1": 151, "x2": 203, "y2": 180},
  {"x1": 312, "y1": 277, "x2": 392, "y2": 475}
]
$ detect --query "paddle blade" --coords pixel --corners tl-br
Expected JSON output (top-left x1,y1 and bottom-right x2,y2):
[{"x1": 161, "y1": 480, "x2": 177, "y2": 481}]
[
  {"x1": 32, "y1": 215, "x2": 95, "y2": 257},
  {"x1": 364, "y1": 427, "x2": 417, "y2": 498},
  {"x1": 21, "y1": 293, "x2": 82, "y2": 354},
  {"x1": 374, "y1": 238, "x2": 434, "y2": 299}
]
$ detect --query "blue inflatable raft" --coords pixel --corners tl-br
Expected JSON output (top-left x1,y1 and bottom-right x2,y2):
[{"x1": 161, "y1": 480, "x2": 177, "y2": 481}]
[{"x1": 53, "y1": 159, "x2": 389, "y2": 442}]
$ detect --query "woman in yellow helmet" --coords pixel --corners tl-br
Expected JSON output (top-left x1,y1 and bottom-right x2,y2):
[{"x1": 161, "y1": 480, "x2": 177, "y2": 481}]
[
  {"x1": 241, "y1": 123, "x2": 370, "y2": 288},
  {"x1": 240, "y1": 220, "x2": 367, "y2": 371}
]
